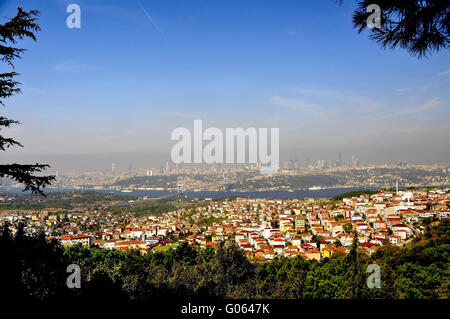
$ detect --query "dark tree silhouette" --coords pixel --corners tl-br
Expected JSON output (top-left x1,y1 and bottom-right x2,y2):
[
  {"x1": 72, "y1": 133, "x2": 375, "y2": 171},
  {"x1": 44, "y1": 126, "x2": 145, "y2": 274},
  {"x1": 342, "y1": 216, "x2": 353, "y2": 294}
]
[
  {"x1": 338, "y1": 0, "x2": 450, "y2": 58},
  {"x1": 0, "y1": 8, "x2": 54, "y2": 195},
  {"x1": 344, "y1": 233, "x2": 368, "y2": 298}
]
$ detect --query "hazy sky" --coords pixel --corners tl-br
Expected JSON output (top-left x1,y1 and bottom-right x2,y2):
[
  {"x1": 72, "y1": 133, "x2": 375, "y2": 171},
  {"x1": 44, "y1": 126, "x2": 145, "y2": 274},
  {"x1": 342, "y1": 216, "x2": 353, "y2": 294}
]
[{"x1": 1, "y1": 0, "x2": 449, "y2": 172}]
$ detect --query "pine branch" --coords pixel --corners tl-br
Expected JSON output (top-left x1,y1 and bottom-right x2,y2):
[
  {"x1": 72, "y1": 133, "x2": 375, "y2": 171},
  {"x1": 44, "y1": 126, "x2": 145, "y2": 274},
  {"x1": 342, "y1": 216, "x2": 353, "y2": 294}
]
[
  {"x1": 0, "y1": 8, "x2": 40, "y2": 66},
  {"x1": 0, "y1": 72, "x2": 21, "y2": 103},
  {"x1": 0, "y1": 136, "x2": 23, "y2": 150},
  {"x1": 339, "y1": 0, "x2": 450, "y2": 58},
  {"x1": 0, "y1": 116, "x2": 20, "y2": 128},
  {"x1": 0, "y1": 8, "x2": 53, "y2": 196},
  {"x1": 0, "y1": 164, "x2": 55, "y2": 196}
]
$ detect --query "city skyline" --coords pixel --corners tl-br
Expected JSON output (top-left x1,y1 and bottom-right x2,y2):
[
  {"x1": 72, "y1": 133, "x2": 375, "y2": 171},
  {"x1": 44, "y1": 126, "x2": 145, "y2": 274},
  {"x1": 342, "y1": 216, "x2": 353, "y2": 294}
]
[{"x1": 0, "y1": 150, "x2": 430, "y2": 174}]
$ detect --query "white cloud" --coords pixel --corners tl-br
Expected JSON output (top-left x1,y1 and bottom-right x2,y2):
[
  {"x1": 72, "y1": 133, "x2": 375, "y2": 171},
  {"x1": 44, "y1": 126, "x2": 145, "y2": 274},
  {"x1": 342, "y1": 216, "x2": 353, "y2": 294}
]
[
  {"x1": 437, "y1": 70, "x2": 450, "y2": 77},
  {"x1": 22, "y1": 86, "x2": 46, "y2": 95},
  {"x1": 370, "y1": 97, "x2": 440, "y2": 120},
  {"x1": 169, "y1": 112, "x2": 207, "y2": 119},
  {"x1": 395, "y1": 87, "x2": 415, "y2": 92},
  {"x1": 295, "y1": 87, "x2": 380, "y2": 113},
  {"x1": 269, "y1": 95, "x2": 317, "y2": 111},
  {"x1": 53, "y1": 60, "x2": 89, "y2": 72},
  {"x1": 416, "y1": 97, "x2": 440, "y2": 112}
]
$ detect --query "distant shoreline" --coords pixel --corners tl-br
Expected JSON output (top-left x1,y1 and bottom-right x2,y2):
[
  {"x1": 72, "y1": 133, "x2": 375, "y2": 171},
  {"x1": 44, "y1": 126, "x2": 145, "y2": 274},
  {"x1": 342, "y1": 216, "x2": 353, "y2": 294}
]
[
  {"x1": 3, "y1": 186, "x2": 448, "y2": 200},
  {"x1": 0, "y1": 186, "x2": 372, "y2": 199}
]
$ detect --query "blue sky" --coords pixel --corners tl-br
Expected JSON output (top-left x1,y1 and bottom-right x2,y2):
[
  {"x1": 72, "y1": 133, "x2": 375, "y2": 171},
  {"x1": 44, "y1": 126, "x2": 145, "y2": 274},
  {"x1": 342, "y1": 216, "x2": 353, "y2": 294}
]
[{"x1": 1, "y1": 0, "x2": 450, "y2": 170}]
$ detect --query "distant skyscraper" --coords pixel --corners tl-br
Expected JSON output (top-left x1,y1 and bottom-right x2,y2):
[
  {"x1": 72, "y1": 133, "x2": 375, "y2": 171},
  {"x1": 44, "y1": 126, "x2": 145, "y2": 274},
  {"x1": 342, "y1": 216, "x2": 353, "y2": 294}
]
[
  {"x1": 111, "y1": 163, "x2": 116, "y2": 173},
  {"x1": 337, "y1": 153, "x2": 342, "y2": 167},
  {"x1": 397, "y1": 160, "x2": 408, "y2": 167},
  {"x1": 317, "y1": 159, "x2": 325, "y2": 170},
  {"x1": 165, "y1": 161, "x2": 170, "y2": 172}
]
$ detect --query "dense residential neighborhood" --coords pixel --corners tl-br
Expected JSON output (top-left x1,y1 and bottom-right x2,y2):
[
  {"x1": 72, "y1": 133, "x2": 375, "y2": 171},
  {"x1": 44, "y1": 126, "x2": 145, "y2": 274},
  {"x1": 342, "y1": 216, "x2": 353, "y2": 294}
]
[{"x1": 1, "y1": 188, "x2": 448, "y2": 261}]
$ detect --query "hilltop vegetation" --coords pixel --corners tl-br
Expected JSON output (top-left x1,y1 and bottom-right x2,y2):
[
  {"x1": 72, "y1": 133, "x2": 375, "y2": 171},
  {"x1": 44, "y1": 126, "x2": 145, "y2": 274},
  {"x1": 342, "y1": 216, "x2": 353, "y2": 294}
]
[
  {"x1": 0, "y1": 191, "x2": 135, "y2": 210},
  {"x1": 236, "y1": 174, "x2": 344, "y2": 190},
  {"x1": 109, "y1": 197, "x2": 198, "y2": 217},
  {"x1": 332, "y1": 190, "x2": 379, "y2": 201}
]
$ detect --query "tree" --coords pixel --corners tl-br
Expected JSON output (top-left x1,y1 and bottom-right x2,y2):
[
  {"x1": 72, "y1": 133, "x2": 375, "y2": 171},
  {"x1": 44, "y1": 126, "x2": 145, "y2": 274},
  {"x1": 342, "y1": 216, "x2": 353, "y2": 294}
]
[
  {"x1": 0, "y1": 8, "x2": 54, "y2": 195},
  {"x1": 0, "y1": 222, "x2": 71, "y2": 301},
  {"x1": 312, "y1": 234, "x2": 324, "y2": 248},
  {"x1": 337, "y1": 0, "x2": 450, "y2": 58},
  {"x1": 344, "y1": 233, "x2": 368, "y2": 298},
  {"x1": 209, "y1": 242, "x2": 255, "y2": 297},
  {"x1": 343, "y1": 221, "x2": 353, "y2": 234}
]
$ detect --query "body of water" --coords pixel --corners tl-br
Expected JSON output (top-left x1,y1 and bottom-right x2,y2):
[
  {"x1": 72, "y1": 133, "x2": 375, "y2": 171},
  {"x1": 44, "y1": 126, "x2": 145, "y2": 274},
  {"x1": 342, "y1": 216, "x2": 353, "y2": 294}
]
[{"x1": 0, "y1": 187, "x2": 378, "y2": 200}]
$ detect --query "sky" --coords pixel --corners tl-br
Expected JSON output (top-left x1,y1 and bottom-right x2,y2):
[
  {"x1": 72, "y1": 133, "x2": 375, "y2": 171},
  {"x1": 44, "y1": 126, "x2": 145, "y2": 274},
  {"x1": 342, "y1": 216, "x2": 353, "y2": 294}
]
[{"x1": 1, "y1": 0, "x2": 449, "y2": 172}]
